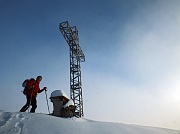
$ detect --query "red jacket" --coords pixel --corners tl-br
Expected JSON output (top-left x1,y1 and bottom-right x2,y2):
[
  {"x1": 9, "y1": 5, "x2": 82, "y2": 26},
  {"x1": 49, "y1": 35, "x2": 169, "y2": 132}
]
[{"x1": 26, "y1": 80, "x2": 44, "y2": 97}]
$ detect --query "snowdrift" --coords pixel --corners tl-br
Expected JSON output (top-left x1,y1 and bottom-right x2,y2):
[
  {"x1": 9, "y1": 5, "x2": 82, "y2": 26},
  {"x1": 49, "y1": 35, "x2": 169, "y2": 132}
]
[{"x1": 0, "y1": 111, "x2": 180, "y2": 134}]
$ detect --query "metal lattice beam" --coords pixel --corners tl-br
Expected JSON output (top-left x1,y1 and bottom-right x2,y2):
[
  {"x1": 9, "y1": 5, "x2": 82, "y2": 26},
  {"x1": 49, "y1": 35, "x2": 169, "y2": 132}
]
[{"x1": 59, "y1": 21, "x2": 85, "y2": 117}]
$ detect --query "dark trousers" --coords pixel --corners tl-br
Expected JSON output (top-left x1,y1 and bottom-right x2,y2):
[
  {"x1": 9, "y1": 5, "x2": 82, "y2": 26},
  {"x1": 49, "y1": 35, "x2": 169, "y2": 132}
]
[{"x1": 20, "y1": 95, "x2": 37, "y2": 113}]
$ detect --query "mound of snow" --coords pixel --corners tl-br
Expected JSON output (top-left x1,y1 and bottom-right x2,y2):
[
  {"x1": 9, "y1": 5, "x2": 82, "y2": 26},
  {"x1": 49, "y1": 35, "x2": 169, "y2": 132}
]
[
  {"x1": 0, "y1": 111, "x2": 180, "y2": 134},
  {"x1": 50, "y1": 90, "x2": 69, "y2": 99}
]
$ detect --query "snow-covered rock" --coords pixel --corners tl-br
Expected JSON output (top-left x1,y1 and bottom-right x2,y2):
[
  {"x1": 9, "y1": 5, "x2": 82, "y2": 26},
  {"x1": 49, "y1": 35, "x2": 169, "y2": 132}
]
[
  {"x1": 50, "y1": 90, "x2": 69, "y2": 99},
  {"x1": 63, "y1": 99, "x2": 74, "y2": 108}
]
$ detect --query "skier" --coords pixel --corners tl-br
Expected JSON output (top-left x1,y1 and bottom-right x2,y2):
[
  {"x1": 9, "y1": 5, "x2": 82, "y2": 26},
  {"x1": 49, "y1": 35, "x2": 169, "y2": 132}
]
[{"x1": 20, "y1": 76, "x2": 47, "y2": 113}]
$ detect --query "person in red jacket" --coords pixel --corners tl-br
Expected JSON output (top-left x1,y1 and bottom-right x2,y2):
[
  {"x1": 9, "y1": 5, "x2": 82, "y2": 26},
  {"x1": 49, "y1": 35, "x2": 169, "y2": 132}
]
[{"x1": 20, "y1": 76, "x2": 47, "y2": 113}]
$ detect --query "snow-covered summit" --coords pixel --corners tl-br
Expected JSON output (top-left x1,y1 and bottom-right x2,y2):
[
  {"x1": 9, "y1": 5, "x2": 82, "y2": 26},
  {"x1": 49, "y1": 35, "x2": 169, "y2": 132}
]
[{"x1": 0, "y1": 111, "x2": 180, "y2": 134}]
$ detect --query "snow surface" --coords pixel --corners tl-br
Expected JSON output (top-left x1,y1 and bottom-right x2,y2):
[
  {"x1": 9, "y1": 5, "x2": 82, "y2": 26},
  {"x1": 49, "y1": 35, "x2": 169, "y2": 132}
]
[
  {"x1": 50, "y1": 90, "x2": 69, "y2": 99},
  {"x1": 0, "y1": 111, "x2": 180, "y2": 134}
]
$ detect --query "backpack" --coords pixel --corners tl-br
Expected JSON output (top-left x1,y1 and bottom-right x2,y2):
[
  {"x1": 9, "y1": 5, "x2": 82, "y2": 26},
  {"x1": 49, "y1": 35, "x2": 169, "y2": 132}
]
[{"x1": 22, "y1": 78, "x2": 35, "y2": 95}]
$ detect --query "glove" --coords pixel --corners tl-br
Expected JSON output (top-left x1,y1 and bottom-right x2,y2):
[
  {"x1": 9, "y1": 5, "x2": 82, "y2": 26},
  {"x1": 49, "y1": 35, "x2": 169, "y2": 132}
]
[{"x1": 43, "y1": 87, "x2": 47, "y2": 91}]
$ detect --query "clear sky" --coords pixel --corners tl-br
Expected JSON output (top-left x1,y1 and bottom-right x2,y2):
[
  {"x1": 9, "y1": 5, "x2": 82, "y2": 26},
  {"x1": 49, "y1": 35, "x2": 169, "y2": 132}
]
[{"x1": 0, "y1": 0, "x2": 180, "y2": 130}]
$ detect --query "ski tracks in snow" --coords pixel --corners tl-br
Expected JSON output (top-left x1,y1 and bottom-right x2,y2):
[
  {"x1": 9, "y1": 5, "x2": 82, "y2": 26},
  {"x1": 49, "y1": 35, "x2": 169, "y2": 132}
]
[{"x1": 0, "y1": 112, "x2": 31, "y2": 134}]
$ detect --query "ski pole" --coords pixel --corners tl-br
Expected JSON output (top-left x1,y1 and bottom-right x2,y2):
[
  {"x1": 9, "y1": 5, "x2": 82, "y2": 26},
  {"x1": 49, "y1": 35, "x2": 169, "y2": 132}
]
[{"x1": 45, "y1": 89, "x2": 50, "y2": 114}]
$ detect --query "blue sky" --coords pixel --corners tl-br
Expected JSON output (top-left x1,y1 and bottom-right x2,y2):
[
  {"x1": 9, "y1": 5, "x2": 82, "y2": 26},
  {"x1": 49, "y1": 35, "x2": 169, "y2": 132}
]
[{"x1": 1, "y1": 0, "x2": 180, "y2": 130}]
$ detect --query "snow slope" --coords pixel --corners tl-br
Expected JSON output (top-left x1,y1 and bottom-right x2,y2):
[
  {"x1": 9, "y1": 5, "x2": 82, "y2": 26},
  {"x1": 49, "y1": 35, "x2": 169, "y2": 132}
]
[{"x1": 0, "y1": 111, "x2": 180, "y2": 134}]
